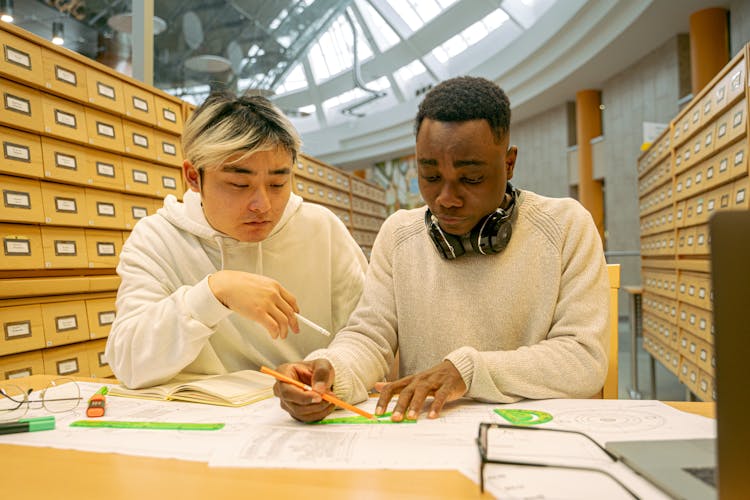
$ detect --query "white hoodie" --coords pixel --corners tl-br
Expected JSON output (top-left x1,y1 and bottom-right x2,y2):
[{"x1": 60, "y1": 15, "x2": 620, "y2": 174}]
[{"x1": 105, "y1": 190, "x2": 368, "y2": 388}]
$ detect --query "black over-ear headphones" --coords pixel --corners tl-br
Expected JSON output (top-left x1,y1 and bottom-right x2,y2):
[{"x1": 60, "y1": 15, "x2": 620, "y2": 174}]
[{"x1": 424, "y1": 183, "x2": 519, "y2": 260}]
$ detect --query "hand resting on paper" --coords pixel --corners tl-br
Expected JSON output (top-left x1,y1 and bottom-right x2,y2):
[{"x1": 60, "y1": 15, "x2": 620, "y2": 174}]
[
  {"x1": 374, "y1": 360, "x2": 467, "y2": 422},
  {"x1": 208, "y1": 270, "x2": 300, "y2": 339},
  {"x1": 273, "y1": 360, "x2": 336, "y2": 422}
]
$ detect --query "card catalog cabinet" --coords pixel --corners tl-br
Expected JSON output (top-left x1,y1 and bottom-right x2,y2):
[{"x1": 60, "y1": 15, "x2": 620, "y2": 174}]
[{"x1": 637, "y1": 45, "x2": 749, "y2": 401}]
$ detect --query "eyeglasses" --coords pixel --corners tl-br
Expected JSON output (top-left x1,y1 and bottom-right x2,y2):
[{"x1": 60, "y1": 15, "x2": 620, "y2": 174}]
[
  {"x1": 476, "y1": 422, "x2": 639, "y2": 499},
  {"x1": 0, "y1": 378, "x2": 82, "y2": 422}
]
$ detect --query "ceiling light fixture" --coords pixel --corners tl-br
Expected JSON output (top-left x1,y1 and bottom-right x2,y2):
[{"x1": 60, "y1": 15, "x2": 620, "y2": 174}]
[
  {"x1": 51, "y1": 21, "x2": 64, "y2": 45},
  {"x1": 0, "y1": 0, "x2": 14, "y2": 23},
  {"x1": 107, "y1": 12, "x2": 167, "y2": 35}
]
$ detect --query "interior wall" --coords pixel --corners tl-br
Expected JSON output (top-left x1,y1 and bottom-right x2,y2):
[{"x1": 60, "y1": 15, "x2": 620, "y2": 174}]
[
  {"x1": 510, "y1": 104, "x2": 569, "y2": 198},
  {"x1": 730, "y1": 0, "x2": 750, "y2": 58}
]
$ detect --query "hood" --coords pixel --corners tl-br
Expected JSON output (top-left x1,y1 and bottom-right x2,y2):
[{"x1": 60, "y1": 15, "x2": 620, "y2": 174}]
[{"x1": 158, "y1": 189, "x2": 304, "y2": 244}]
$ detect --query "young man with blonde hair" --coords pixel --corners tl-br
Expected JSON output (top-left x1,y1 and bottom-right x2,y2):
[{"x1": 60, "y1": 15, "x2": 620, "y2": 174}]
[{"x1": 106, "y1": 92, "x2": 367, "y2": 389}]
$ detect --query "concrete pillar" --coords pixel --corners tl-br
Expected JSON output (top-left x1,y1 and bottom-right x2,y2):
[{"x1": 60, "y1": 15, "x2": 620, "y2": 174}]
[
  {"x1": 575, "y1": 89, "x2": 605, "y2": 243},
  {"x1": 689, "y1": 8, "x2": 729, "y2": 95}
]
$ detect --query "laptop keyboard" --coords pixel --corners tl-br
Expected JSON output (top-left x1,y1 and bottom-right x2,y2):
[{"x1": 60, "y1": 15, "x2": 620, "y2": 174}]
[{"x1": 684, "y1": 467, "x2": 717, "y2": 488}]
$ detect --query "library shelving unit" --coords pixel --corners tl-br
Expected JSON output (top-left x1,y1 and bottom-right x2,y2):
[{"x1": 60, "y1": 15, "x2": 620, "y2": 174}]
[
  {"x1": 637, "y1": 44, "x2": 749, "y2": 401},
  {"x1": 0, "y1": 23, "x2": 184, "y2": 379}
]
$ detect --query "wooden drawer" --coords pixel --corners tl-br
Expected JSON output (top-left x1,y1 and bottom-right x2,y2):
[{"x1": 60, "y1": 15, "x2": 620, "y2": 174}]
[
  {"x1": 85, "y1": 229, "x2": 122, "y2": 268},
  {"x1": 678, "y1": 302, "x2": 713, "y2": 343},
  {"x1": 638, "y1": 182, "x2": 673, "y2": 216},
  {"x1": 41, "y1": 137, "x2": 89, "y2": 185},
  {"x1": 714, "y1": 100, "x2": 746, "y2": 151},
  {"x1": 679, "y1": 357, "x2": 701, "y2": 396},
  {"x1": 642, "y1": 292, "x2": 677, "y2": 323},
  {"x1": 0, "y1": 223, "x2": 43, "y2": 270},
  {"x1": 0, "y1": 78, "x2": 43, "y2": 133},
  {"x1": 40, "y1": 181, "x2": 86, "y2": 226},
  {"x1": 85, "y1": 67, "x2": 125, "y2": 114},
  {"x1": 153, "y1": 165, "x2": 182, "y2": 198},
  {"x1": 122, "y1": 194, "x2": 154, "y2": 229},
  {"x1": 0, "y1": 30, "x2": 44, "y2": 87},
  {"x1": 123, "y1": 119, "x2": 156, "y2": 160},
  {"x1": 154, "y1": 95, "x2": 183, "y2": 134},
  {"x1": 41, "y1": 300, "x2": 90, "y2": 347},
  {"x1": 41, "y1": 48, "x2": 88, "y2": 103},
  {"x1": 41, "y1": 93, "x2": 88, "y2": 144},
  {"x1": 641, "y1": 269, "x2": 677, "y2": 298},
  {"x1": 731, "y1": 175, "x2": 749, "y2": 210},
  {"x1": 640, "y1": 230, "x2": 675, "y2": 257},
  {"x1": 84, "y1": 188, "x2": 124, "y2": 229},
  {"x1": 640, "y1": 205, "x2": 674, "y2": 236},
  {"x1": 86, "y1": 338, "x2": 112, "y2": 377},
  {"x1": 638, "y1": 158, "x2": 671, "y2": 196},
  {"x1": 676, "y1": 223, "x2": 709, "y2": 256},
  {"x1": 0, "y1": 126, "x2": 43, "y2": 178},
  {"x1": 84, "y1": 107, "x2": 124, "y2": 153},
  {"x1": 42, "y1": 342, "x2": 90, "y2": 377},
  {"x1": 154, "y1": 130, "x2": 181, "y2": 166},
  {"x1": 1, "y1": 174, "x2": 43, "y2": 223},
  {"x1": 40, "y1": 226, "x2": 88, "y2": 269},
  {"x1": 677, "y1": 271, "x2": 712, "y2": 310},
  {"x1": 85, "y1": 297, "x2": 116, "y2": 339},
  {"x1": 123, "y1": 83, "x2": 156, "y2": 125},
  {"x1": 0, "y1": 349, "x2": 44, "y2": 379},
  {"x1": 86, "y1": 149, "x2": 125, "y2": 190},
  {"x1": 123, "y1": 158, "x2": 159, "y2": 196},
  {"x1": 0, "y1": 304, "x2": 44, "y2": 356}
]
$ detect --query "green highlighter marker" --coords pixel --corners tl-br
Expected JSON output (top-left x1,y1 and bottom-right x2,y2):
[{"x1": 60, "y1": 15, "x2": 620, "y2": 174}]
[
  {"x1": 0, "y1": 416, "x2": 56, "y2": 435},
  {"x1": 70, "y1": 420, "x2": 224, "y2": 431}
]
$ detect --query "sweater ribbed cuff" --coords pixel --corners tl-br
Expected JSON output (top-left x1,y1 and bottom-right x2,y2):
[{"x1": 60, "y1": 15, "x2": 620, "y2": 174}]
[
  {"x1": 444, "y1": 346, "x2": 476, "y2": 393},
  {"x1": 184, "y1": 276, "x2": 233, "y2": 327}
]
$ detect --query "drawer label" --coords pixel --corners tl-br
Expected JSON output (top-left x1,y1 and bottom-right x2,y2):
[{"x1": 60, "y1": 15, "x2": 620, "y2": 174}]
[
  {"x1": 55, "y1": 196, "x2": 78, "y2": 213},
  {"x1": 54, "y1": 240, "x2": 77, "y2": 255},
  {"x1": 3, "y1": 189, "x2": 31, "y2": 209},
  {"x1": 96, "y1": 201, "x2": 115, "y2": 217},
  {"x1": 97, "y1": 242, "x2": 116, "y2": 256},
  {"x1": 162, "y1": 141, "x2": 176, "y2": 155},
  {"x1": 132, "y1": 169, "x2": 149, "y2": 183},
  {"x1": 132, "y1": 96, "x2": 149, "y2": 112},
  {"x1": 162, "y1": 108, "x2": 177, "y2": 123},
  {"x1": 96, "y1": 121, "x2": 115, "y2": 138},
  {"x1": 3, "y1": 141, "x2": 30, "y2": 162},
  {"x1": 55, "y1": 152, "x2": 77, "y2": 170},
  {"x1": 162, "y1": 176, "x2": 176, "y2": 189},
  {"x1": 54, "y1": 109, "x2": 77, "y2": 129},
  {"x1": 56, "y1": 358, "x2": 79, "y2": 375},
  {"x1": 97, "y1": 82, "x2": 115, "y2": 100},
  {"x1": 4, "y1": 93, "x2": 31, "y2": 115},
  {"x1": 98, "y1": 311, "x2": 116, "y2": 325},
  {"x1": 4, "y1": 46, "x2": 31, "y2": 69},
  {"x1": 132, "y1": 206, "x2": 148, "y2": 219},
  {"x1": 132, "y1": 133, "x2": 148, "y2": 148},
  {"x1": 4, "y1": 320, "x2": 31, "y2": 339},
  {"x1": 55, "y1": 65, "x2": 77, "y2": 85},
  {"x1": 96, "y1": 161, "x2": 115, "y2": 177},
  {"x1": 4, "y1": 237, "x2": 31, "y2": 255},
  {"x1": 55, "y1": 314, "x2": 78, "y2": 332}
]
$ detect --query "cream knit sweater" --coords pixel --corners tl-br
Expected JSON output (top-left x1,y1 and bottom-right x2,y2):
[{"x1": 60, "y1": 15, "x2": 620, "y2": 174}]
[{"x1": 306, "y1": 190, "x2": 610, "y2": 405}]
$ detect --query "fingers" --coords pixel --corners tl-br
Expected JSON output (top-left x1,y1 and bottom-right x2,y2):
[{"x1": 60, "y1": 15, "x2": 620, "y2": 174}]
[
  {"x1": 309, "y1": 359, "x2": 334, "y2": 393},
  {"x1": 274, "y1": 361, "x2": 336, "y2": 422}
]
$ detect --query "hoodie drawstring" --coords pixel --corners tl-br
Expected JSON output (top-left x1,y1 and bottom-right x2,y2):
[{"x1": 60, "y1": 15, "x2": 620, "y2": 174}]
[
  {"x1": 214, "y1": 236, "x2": 227, "y2": 270},
  {"x1": 257, "y1": 241, "x2": 263, "y2": 275}
]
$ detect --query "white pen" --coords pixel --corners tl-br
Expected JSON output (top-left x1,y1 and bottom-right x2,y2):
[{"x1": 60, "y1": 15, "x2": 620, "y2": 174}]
[{"x1": 295, "y1": 313, "x2": 331, "y2": 337}]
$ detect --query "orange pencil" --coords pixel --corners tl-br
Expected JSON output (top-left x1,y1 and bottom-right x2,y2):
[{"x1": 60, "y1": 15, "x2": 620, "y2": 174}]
[{"x1": 260, "y1": 366, "x2": 375, "y2": 420}]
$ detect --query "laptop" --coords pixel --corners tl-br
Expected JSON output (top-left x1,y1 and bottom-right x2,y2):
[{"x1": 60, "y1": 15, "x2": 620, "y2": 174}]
[{"x1": 606, "y1": 211, "x2": 750, "y2": 500}]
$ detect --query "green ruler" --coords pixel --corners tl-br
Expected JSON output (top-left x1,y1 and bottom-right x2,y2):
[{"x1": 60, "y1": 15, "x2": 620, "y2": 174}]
[
  {"x1": 70, "y1": 420, "x2": 225, "y2": 431},
  {"x1": 309, "y1": 412, "x2": 416, "y2": 425}
]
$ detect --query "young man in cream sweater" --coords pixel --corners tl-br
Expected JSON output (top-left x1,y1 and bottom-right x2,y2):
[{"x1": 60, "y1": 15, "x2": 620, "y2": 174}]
[
  {"x1": 105, "y1": 92, "x2": 367, "y2": 389},
  {"x1": 274, "y1": 77, "x2": 609, "y2": 422}
]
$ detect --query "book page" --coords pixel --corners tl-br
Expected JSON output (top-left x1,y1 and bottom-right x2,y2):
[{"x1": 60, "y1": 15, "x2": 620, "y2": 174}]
[{"x1": 172, "y1": 371, "x2": 275, "y2": 406}]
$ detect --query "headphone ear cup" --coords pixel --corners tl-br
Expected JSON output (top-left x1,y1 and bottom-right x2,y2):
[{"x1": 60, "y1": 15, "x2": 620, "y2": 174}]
[
  {"x1": 425, "y1": 210, "x2": 465, "y2": 260},
  {"x1": 470, "y1": 210, "x2": 513, "y2": 255}
]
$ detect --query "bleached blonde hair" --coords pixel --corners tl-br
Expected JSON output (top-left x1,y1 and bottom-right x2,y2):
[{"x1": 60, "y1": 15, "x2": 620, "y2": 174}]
[{"x1": 182, "y1": 91, "x2": 301, "y2": 170}]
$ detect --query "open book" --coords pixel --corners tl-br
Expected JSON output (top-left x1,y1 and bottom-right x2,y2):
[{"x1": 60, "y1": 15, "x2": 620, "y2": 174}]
[{"x1": 108, "y1": 370, "x2": 275, "y2": 407}]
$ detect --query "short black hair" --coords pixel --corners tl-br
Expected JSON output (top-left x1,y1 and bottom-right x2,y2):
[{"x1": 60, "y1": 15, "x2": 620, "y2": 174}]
[{"x1": 415, "y1": 76, "x2": 511, "y2": 143}]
